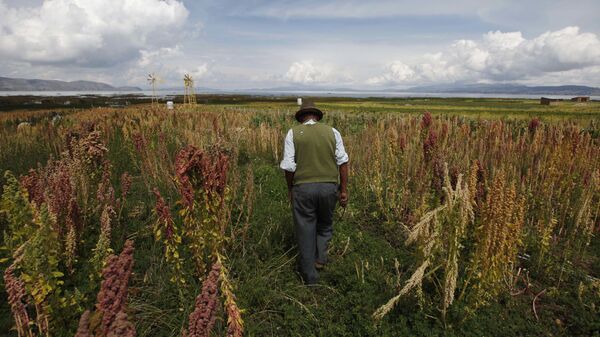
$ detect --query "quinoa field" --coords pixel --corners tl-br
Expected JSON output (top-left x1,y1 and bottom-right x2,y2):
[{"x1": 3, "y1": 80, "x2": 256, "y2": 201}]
[{"x1": 1, "y1": 97, "x2": 599, "y2": 336}]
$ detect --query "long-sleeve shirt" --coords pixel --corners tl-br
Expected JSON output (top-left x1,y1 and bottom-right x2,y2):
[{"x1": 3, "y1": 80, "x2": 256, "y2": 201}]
[{"x1": 280, "y1": 119, "x2": 349, "y2": 172}]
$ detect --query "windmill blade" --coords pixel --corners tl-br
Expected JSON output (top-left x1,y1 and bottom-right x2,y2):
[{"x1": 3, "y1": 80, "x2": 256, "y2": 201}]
[
  {"x1": 148, "y1": 73, "x2": 162, "y2": 84},
  {"x1": 147, "y1": 73, "x2": 157, "y2": 84},
  {"x1": 184, "y1": 74, "x2": 193, "y2": 86}
]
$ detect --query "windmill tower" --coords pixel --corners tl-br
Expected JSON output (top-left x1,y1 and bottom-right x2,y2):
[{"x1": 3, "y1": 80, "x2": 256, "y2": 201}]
[
  {"x1": 147, "y1": 73, "x2": 160, "y2": 106},
  {"x1": 183, "y1": 74, "x2": 197, "y2": 106}
]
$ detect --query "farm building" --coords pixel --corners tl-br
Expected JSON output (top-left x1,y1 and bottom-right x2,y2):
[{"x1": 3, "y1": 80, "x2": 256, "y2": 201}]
[
  {"x1": 540, "y1": 97, "x2": 563, "y2": 105},
  {"x1": 570, "y1": 96, "x2": 590, "y2": 102}
]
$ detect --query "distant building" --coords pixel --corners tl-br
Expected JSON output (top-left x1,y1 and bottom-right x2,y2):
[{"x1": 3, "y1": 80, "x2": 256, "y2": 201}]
[
  {"x1": 570, "y1": 96, "x2": 590, "y2": 102},
  {"x1": 540, "y1": 97, "x2": 562, "y2": 105}
]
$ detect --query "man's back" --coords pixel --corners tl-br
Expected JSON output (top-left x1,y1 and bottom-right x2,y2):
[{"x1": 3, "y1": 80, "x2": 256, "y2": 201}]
[{"x1": 292, "y1": 122, "x2": 338, "y2": 185}]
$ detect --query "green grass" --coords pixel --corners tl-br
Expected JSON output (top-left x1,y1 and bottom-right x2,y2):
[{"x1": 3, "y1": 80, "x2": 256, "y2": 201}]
[
  {"x1": 1, "y1": 97, "x2": 599, "y2": 336},
  {"x1": 224, "y1": 161, "x2": 600, "y2": 337},
  {"x1": 244, "y1": 97, "x2": 600, "y2": 121}
]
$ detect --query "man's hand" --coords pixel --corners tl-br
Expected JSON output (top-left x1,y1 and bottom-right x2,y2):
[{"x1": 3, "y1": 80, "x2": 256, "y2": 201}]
[
  {"x1": 338, "y1": 162, "x2": 349, "y2": 208},
  {"x1": 285, "y1": 170, "x2": 294, "y2": 204},
  {"x1": 339, "y1": 189, "x2": 348, "y2": 208}
]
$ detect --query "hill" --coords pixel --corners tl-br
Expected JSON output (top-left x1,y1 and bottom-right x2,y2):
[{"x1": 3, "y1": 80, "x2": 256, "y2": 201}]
[
  {"x1": 0, "y1": 76, "x2": 141, "y2": 91},
  {"x1": 402, "y1": 83, "x2": 600, "y2": 95},
  {"x1": 250, "y1": 83, "x2": 600, "y2": 96}
]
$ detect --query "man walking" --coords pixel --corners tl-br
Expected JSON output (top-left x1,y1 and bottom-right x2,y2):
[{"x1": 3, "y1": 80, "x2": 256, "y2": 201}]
[{"x1": 280, "y1": 100, "x2": 349, "y2": 285}]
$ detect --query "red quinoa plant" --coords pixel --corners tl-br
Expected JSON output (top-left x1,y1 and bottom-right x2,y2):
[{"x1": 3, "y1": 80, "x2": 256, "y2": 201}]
[
  {"x1": 153, "y1": 143, "x2": 244, "y2": 336},
  {"x1": 75, "y1": 240, "x2": 136, "y2": 337}
]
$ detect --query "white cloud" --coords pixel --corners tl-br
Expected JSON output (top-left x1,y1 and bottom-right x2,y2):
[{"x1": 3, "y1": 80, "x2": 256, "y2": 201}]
[
  {"x1": 237, "y1": 0, "x2": 600, "y2": 34},
  {"x1": 138, "y1": 46, "x2": 183, "y2": 68},
  {"x1": 284, "y1": 61, "x2": 336, "y2": 84},
  {"x1": 189, "y1": 64, "x2": 209, "y2": 80},
  {"x1": 242, "y1": 0, "x2": 488, "y2": 19},
  {"x1": 367, "y1": 61, "x2": 415, "y2": 84},
  {"x1": 0, "y1": 0, "x2": 189, "y2": 66},
  {"x1": 368, "y1": 26, "x2": 600, "y2": 85},
  {"x1": 477, "y1": 0, "x2": 600, "y2": 34}
]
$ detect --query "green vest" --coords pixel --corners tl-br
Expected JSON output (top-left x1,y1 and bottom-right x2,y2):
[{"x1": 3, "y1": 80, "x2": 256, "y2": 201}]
[{"x1": 292, "y1": 122, "x2": 339, "y2": 185}]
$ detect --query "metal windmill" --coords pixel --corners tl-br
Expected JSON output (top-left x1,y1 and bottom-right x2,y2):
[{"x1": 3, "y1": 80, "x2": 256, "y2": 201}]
[
  {"x1": 147, "y1": 73, "x2": 161, "y2": 106},
  {"x1": 183, "y1": 73, "x2": 197, "y2": 106}
]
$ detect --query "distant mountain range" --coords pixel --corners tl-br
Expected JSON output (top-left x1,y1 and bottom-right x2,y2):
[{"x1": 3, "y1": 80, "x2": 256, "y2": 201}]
[
  {"x1": 1, "y1": 76, "x2": 599, "y2": 96},
  {"x1": 400, "y1": 83, "x2": 600, "y2": 96},
  {"x1": 0, "y1": 76, "x2": 141, "y2": 91},
  {"x1": 252, "y1": 83, "x2": 600, "y2": 96}
]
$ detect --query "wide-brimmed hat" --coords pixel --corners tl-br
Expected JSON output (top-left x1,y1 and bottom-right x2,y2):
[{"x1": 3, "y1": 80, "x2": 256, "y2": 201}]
[{"x1": 295, "y1": 100, "x2": 323, "y2": 122}]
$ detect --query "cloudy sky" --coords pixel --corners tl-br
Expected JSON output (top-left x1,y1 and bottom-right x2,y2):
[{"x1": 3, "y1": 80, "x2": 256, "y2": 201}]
[{"x1": 1, "y1": 0, "x2": 600, "y2": 89}]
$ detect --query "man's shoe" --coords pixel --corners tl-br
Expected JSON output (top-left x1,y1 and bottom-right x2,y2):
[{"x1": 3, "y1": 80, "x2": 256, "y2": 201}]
[{"x1": 315, "y1": 262, "x2": 325, "y2": 270}]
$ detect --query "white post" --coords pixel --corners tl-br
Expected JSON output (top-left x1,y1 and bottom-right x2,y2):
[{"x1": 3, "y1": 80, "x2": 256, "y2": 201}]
[{"x1": 297, "y1": 97, "x2": 302, "y2": 106}]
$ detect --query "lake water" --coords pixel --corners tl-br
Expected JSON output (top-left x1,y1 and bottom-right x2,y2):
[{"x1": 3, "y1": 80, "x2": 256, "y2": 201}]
[{"x1": 0, "y1": 90, "x2": 598, "y2": 100}]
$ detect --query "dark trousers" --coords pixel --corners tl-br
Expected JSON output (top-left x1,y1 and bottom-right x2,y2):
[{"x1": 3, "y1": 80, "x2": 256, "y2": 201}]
[{"x1": 292, "y1": 182, "x2": 338, "y2": 284}]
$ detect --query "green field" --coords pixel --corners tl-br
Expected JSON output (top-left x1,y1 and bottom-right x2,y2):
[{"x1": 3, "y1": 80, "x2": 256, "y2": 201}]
[{"x1": 1, "y1": 97, "x2": 599, "y2": 336}]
